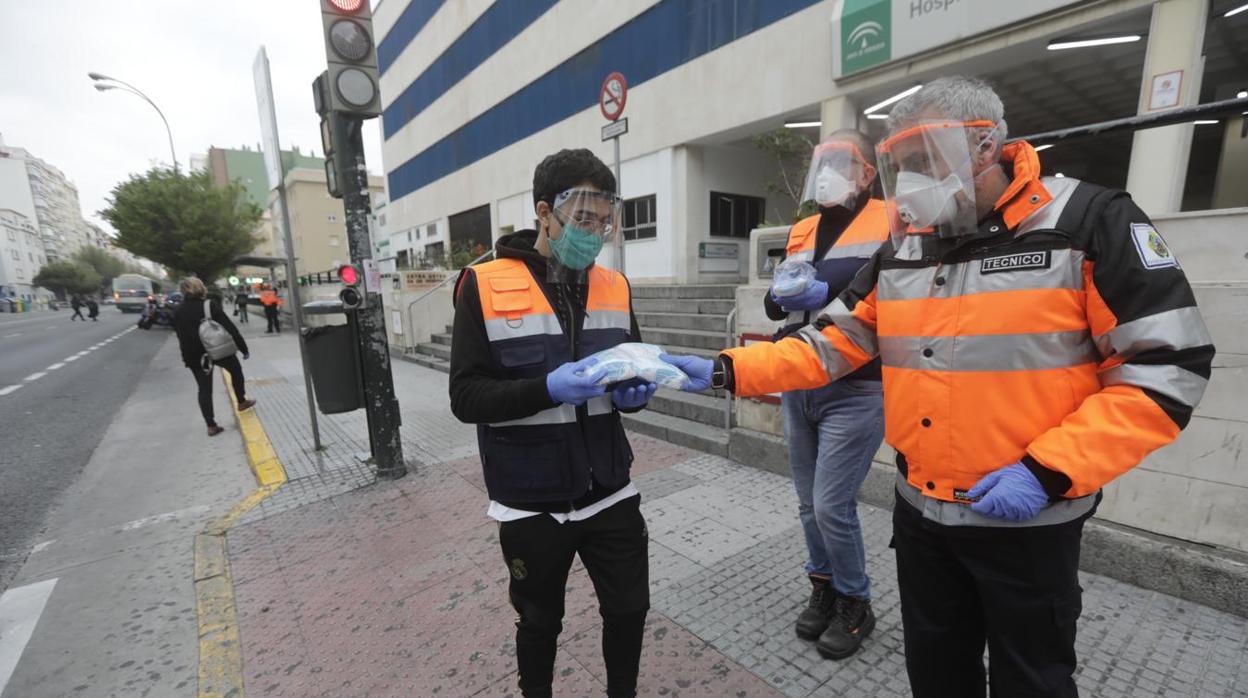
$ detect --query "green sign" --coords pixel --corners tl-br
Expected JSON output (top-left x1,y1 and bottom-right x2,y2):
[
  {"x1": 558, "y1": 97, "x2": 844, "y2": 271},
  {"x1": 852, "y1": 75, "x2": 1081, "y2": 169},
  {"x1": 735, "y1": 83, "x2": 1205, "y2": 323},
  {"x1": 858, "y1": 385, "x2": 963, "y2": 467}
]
[
  {"x1": 841, "y1": 0, "x2": 891, "y2": 74},
  {"x1": 227, "y1": 275, "x2": 240, "y2": 286}
]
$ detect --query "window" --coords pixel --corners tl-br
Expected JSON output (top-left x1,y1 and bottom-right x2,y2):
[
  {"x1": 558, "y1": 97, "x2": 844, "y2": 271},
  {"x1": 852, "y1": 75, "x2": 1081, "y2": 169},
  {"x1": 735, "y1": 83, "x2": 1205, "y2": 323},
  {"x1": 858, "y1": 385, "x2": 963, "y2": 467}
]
[
  {"x1": 6, "y1": 230, "x2": 13, "y2": 241},
  {"x1": 622, "y1": 195, "x2": 657, "y2": 241},
  {"x1": 9, "y1": 249, "x2": 18, "y2": 260},
  {"x1": 709, "y1": 192, "x2": 764, "y2": 238},
  {"x1": 425, "y1": 223, "x2": 437, "y2": 239},
  {"x1": 424, "y1": 241, "x2": 445, "y2": 266}
]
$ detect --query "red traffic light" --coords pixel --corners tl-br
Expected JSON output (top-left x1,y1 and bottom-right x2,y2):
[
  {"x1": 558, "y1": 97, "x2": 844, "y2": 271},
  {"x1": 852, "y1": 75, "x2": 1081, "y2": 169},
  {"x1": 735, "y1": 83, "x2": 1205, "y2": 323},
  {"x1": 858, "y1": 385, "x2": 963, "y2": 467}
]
[
  {"x1": 327, "y1": 0, "x2": 366, "y2": 13},
  {"x1": 338, "y1": 264, "x2": 360, "y2": 286}
]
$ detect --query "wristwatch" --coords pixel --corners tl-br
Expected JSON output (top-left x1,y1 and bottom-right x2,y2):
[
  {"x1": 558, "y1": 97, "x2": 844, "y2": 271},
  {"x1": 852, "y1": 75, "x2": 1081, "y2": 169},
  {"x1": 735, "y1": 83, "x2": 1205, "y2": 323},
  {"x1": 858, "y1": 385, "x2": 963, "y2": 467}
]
[{"x1": 711, "y1": 359, "x2": 728, "y2": 391}]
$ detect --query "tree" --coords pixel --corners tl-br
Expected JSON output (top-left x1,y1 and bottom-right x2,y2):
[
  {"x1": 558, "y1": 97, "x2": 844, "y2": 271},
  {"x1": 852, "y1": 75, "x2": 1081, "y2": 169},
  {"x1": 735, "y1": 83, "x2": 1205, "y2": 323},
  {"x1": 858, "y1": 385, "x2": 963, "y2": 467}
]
[
  {"x1": 101, "y1": 167, "x2": 262, "y2": 283},
  {"x1": 73, "y1": 246, "x2": 126, "y2": 293},
  {"x1": 752, "y1": 128, "x2": 818, "y2": 223},
  {"x1": 33, "y1": 261, "x2": 102, "y2": 299}
]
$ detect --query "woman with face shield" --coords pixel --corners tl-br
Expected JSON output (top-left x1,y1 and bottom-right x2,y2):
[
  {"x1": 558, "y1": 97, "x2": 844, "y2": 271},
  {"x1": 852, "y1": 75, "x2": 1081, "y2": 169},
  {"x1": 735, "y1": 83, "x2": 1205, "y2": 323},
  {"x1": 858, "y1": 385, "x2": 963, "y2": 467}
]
[
  {"x1": 447, "y1": 148, "x2": 653, "y2": 698},
  {"x1": 766, "y1": 130, "x2": 891, "y2": 659}
]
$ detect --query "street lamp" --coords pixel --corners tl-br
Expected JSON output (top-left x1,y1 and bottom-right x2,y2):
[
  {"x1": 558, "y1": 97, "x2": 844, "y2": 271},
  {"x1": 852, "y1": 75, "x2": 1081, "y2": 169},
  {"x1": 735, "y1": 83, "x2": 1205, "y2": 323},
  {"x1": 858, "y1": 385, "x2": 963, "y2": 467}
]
[{"x1": 88, "y1": 72, "x2": 178, "y2": 171}]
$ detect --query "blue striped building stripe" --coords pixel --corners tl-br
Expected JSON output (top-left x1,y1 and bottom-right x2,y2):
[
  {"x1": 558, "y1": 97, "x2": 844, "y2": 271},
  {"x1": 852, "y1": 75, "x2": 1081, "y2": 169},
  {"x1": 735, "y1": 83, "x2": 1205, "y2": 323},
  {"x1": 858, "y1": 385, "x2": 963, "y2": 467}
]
[
  {"x1": 387, "y1": 0, "x2": 821, "y2": 203},
  {"x1": 377, "y1": 0, "x2": 445, "y2": 75},
  {"x1": 382, "y1": 0, "x2": 558, "y2": 140}
]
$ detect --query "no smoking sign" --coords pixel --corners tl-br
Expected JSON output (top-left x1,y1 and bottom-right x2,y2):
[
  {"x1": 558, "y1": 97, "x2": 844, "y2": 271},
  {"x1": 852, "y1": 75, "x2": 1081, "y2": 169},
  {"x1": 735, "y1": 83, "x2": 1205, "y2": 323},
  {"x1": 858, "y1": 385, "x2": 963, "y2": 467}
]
[{"x1": 599, "y1": 72, "x2": 628, "y2": 122}]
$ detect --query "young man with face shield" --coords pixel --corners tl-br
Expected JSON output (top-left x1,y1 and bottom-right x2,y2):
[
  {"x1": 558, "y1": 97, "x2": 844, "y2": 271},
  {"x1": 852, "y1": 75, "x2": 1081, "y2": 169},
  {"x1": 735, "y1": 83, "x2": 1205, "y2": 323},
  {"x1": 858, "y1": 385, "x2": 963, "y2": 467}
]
[
  {"x1": 762, "y1": 131, "x2": 890, "y2": 659},
  {"x1": 449, "y1": 148, "x2": 653, "y2": 698},
  {"x1": 664, "y1": 77, "x2": 1215, "y2": 696}
]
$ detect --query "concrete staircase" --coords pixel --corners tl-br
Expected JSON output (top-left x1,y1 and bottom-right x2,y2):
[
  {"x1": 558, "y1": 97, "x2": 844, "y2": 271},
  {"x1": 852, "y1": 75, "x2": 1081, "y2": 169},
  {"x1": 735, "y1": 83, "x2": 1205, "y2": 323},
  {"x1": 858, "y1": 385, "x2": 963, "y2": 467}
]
[{"x1": 403, "y1": 284, "x2": 739, "y2": 455}]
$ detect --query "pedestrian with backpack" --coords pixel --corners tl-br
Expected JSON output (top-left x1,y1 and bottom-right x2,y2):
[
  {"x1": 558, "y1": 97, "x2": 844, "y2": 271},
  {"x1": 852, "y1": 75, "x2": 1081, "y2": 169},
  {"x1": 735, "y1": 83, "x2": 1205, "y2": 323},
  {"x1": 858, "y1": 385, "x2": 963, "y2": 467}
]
[{"x1": 173, "y1": 277, "x2": 256, "y2": 436}]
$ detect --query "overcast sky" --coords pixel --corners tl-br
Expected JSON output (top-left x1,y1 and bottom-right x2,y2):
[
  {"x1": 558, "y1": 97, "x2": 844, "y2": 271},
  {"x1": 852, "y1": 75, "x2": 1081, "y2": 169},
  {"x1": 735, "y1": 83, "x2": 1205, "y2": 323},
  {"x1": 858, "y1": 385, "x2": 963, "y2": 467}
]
[{"x1": 0, "y1": 0, "x2": 384, "y2": 233}]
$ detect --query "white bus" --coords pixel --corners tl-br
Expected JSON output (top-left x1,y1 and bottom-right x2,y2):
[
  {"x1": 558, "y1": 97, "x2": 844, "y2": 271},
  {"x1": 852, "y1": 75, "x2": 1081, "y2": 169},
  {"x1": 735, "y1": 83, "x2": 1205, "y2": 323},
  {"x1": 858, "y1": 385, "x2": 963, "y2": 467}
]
[{"x1": 112, "y1": 273, "x2": 158, "y2": 313}]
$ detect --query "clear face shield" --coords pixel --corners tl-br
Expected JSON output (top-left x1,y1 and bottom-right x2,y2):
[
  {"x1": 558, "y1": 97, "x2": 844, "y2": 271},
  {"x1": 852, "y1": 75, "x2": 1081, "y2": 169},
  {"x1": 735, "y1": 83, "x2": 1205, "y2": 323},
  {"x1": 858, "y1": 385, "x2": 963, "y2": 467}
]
[
  {"x1": 877, "y1": 119, "x2": 1000, "y2": 249},
  {"x1": 800, "y1": 141, "x2": 875, "y2": 209},
  {"x1": 545, "y1": 187, "x2": 623, "y2": 283}
]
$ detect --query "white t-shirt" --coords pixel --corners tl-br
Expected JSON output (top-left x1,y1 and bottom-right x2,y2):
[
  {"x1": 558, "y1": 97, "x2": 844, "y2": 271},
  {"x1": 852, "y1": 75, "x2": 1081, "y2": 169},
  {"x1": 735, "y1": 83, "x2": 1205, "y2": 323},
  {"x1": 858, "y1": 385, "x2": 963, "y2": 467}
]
[{"x1": 487, "y1": 482, "x2": 639, "y2": 524}]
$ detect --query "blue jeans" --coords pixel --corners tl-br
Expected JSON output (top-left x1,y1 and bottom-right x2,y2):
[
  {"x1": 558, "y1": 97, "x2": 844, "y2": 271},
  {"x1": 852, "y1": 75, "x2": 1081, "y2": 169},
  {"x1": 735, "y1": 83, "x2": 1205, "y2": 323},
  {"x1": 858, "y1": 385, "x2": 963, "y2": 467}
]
[{"x1": 782, "y1": 379, "x2": 885, "y2": 600}]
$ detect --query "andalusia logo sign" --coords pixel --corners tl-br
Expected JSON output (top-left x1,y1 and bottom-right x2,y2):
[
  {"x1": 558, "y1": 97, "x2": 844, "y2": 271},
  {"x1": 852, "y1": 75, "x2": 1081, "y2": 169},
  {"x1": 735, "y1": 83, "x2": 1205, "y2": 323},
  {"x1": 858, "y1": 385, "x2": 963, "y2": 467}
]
[{"x1": 842, "y1": 0, "x2": 891, "y2": 74}]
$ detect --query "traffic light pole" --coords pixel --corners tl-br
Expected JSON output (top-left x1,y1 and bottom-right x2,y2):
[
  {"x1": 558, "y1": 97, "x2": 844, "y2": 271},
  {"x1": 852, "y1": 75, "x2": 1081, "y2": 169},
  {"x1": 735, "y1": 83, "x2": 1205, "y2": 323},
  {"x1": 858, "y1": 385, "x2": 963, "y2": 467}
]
[{"x1": 330, "y1": 112, "x2": 406, "y2": 479}]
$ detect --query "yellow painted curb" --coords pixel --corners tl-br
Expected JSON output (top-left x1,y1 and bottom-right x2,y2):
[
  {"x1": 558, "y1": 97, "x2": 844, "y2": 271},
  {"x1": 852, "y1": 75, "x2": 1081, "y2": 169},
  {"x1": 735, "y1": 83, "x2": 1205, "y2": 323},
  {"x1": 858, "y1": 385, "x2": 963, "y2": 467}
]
[{"x1": 196, "y1": 369, "x2": 290, "y2": 697}]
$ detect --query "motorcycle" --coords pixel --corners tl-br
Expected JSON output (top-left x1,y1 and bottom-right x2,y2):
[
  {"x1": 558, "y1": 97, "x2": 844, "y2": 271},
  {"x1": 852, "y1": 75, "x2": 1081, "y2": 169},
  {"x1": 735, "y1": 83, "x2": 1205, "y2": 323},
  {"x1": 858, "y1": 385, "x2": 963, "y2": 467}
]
[{"x1": 137, "y1": 293, "x2": 181, "y2": 330}]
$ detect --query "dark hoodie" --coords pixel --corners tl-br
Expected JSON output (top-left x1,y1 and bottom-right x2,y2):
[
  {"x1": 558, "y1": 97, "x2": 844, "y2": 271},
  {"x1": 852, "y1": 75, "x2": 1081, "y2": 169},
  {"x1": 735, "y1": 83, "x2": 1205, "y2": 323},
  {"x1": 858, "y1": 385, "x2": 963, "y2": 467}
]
[{"x1": 448, "y1": 230, "x2": 643, "y2": 512}]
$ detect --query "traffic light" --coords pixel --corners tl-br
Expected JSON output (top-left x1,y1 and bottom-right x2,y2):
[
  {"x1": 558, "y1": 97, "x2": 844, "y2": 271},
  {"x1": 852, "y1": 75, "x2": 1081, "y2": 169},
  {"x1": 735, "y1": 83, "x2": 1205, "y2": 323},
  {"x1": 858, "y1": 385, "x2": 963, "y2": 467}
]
[
  {"x1": 338, "y1": 263, "x2": 365, "y2": 310},
  {"x1": 319, "y1": 0, "x2": 381, "y2": 118}
]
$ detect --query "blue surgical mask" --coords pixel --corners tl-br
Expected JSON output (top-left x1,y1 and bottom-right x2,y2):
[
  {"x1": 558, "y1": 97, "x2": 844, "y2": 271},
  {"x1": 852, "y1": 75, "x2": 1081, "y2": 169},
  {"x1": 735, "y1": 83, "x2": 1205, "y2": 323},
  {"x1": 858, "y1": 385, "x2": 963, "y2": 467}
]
[{"x1": 548, "y1": 221, "x2": 604, "y2": 270}]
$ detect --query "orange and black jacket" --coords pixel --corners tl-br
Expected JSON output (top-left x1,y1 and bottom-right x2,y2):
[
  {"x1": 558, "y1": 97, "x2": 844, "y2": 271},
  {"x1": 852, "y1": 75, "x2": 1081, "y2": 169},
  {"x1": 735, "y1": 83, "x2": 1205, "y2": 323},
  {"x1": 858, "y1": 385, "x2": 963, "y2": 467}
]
[
  {"x1": 450, "y1": 230, "x2": 642, "y2": 512},
  {"x1": 720, "y1": 142, "x2": 1215, "y2": 503},
  {"x1": 764, "y1": 191, "x2": 889, "y2": 380}
]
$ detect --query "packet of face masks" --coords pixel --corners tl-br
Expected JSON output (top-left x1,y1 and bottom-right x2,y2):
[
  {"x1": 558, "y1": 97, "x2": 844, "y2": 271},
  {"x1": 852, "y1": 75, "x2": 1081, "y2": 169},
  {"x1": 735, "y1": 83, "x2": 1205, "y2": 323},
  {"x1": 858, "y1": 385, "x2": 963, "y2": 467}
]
[
  {"x1": 771, "y1": 259, "x2": 817, "y2": 298},
  {"x1": 577, "y1": 342, "x2": 691, "y2": 390}
]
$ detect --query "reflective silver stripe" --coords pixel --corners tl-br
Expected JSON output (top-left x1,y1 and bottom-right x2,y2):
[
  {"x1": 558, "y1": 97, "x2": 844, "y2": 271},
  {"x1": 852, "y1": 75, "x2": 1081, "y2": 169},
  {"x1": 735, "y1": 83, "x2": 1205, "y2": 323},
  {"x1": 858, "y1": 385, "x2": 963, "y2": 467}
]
[
  {"x1": 896, "y1": 472, "x2": 1097, "y2": 528},
  {"x1": 795, "y1": 325, "x2": 855, "y2": 382},
  {"x1": 878, "y1": 249, "x2": 1084, "y2": 302},
  {"x1": 484, "y1": 313, "x2": 562, "y2": 342},
  {"x1": 1101, "y1": 363, "x2": 1208, "y2": 407},
  {"x1": 879, "y1": 330, "x2": 1098, "y2": 372},
  {"x1": 1095, "y1": 306, "x2": 1213, "y2": 360},
  {"x1": 583, "y1": 310, "x2": 631, "y2": 331},
  {"x1": 877, "y1": 266, "x2": 938, "y2": 301},
  {"x1": 821, "y1": 240, "x2": 883, "y2": 261},
  {"x1": 826, "y1": 297, "x2": 878, "y2": 357},
  {"x1": 1014, "y1": 176, "x2": 1080, "y2": 236},
  {"x1": 490, "y1": 403, "x2": 577, "y2": 427},
  {"x1": 786, "y1": 250, "x2": 815, "y2": 263},
  {"x1": 586, "y1": 394, "x2": 614, "y2": 416},
  {"x1": 893, "y1": 234, "x2": 926, "y2": 261}
]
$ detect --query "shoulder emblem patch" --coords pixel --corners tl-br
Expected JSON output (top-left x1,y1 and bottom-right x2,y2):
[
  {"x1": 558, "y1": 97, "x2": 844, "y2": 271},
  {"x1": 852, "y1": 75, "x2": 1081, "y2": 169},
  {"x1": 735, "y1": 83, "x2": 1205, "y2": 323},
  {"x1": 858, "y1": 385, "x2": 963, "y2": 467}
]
[{"x1": 1130, "y1": 223, "x2": 1179, "y2": 270}]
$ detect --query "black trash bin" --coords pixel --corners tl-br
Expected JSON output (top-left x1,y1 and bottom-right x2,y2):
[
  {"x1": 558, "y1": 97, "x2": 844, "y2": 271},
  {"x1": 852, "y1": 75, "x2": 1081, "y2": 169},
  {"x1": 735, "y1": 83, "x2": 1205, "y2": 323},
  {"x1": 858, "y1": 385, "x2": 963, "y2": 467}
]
[{"x1": 302, "y1": 323, "x2": 365, "y2": 414}]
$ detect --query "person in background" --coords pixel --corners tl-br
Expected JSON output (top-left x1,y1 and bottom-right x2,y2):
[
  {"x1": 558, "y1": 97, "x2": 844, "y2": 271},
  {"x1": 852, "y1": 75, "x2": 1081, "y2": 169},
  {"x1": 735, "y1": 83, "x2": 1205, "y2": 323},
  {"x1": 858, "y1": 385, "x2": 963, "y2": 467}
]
[
  {"x1": 173, "y1": 277, "x2": 256, "y2": 436},
  {"x1": 763, "y1": 130, "x2": 889, "y2": 660},
  {"x1": 664, "y1": 76, "x2": 1215, "y2": 697},
  {"x1": 449, "y1": 148, "x2": 652, "y2": 698},
  {"x1": 259, "y1": 285, "x2": 282, "y2": 333},
  {"x1": 86, "y1": 296, "x2": 100, "y2": 321},
  {"x1": 69, "y1": 294, "x2": 85, "y2": 321},
  {"x1": 234, "y1": 286, "x2": 250, "y2": 324}
]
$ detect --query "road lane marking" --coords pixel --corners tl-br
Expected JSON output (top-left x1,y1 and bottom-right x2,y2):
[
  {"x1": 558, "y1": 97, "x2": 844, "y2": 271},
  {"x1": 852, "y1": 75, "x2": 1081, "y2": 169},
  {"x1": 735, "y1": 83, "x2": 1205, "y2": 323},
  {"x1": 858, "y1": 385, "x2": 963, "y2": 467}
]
[
  {"x1": 64, "y1": 356, "x2": 79, "y2": 362},
  {"x1": 0, "y1": 578, "x2": 58, "y2": 694},
  {"x1": 3, "y1": 333, "x2": 20, "y2": 338},
  {"x1": 0, "y1": 386, "x2": 20, "y2": 396},
  {"x1": 119, "y1": 505, "x2": 211, "y2": 532},
  {"x1": 23, "y1": 372, "x2": 45, "y2": 382},
  {"x1": 45, "y1": 363, "x2": 64, "y2": 371},
  {"x1": 29, "y1": 540, "x2": 54, "y2": 555}
]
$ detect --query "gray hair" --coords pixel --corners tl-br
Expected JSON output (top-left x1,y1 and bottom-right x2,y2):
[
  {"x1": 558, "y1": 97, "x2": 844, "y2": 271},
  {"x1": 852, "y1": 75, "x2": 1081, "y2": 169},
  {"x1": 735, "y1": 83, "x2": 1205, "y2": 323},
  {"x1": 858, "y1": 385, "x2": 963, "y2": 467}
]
[{"x1": 886, "y1": 76, "x2": 1009, "y2": 144}]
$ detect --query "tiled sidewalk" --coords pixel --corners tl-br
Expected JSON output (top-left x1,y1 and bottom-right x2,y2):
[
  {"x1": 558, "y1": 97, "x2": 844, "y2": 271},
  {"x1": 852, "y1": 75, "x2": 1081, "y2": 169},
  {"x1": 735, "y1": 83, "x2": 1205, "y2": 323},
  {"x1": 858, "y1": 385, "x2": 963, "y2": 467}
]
[{"x1": 226, "y1": 326, "x2": 1248, "y2": 696}]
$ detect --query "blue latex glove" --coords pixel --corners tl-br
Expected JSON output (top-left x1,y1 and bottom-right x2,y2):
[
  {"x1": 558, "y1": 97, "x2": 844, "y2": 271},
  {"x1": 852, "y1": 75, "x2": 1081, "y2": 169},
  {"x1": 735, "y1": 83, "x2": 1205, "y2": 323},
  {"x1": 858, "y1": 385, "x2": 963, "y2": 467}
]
[
  {"x1": 659, "y1": 353, "x2": 714, "y2": 392},
  {"x1": 772, "y1": 279, "x2": 829, "y2": 312},
  {"x1": 611, "y1": 378, "x2": 657, "y2": 410},
  {"x1": 967, "y1": 462, "x2": 1049, "y2": 521},
  {"x1": 546, "y1": 356, "x2": 608, "y2": 406}
]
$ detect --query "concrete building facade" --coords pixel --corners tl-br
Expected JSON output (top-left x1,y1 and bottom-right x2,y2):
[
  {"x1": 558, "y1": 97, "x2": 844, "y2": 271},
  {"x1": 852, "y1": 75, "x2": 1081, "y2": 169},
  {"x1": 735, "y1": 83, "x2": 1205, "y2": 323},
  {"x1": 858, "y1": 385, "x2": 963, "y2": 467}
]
[
  {"x1": 265, "y1": 168, "x2": 385, "y2": 277},
  {"x1": 373, "y1": 0, "x2": 1247, "y2": 283},
  {"x1": 0, "y1": 142, "x2": 94, "y2": 265},
  {"x1": 0, "y1": 208, "x2": 50, "y2": 303}
]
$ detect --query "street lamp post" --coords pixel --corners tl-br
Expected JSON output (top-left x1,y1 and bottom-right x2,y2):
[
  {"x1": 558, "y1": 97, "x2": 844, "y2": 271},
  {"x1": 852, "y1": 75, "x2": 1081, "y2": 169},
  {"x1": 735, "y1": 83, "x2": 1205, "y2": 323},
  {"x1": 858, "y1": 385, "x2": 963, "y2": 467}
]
[{"x1": 88, "y1": 72, "x2": 178, "y2": 171}]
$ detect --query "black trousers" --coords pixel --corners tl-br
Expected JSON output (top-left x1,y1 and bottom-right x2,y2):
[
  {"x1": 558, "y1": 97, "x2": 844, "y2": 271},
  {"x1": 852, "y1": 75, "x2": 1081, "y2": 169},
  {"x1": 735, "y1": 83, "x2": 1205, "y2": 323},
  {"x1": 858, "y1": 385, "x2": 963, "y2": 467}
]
[
  {"x1": 893, "y1": 492, "x2": 1088, "y2": 698},
  {"x1": 264, "y1": 306, "x2": 280, "y2": 332},
  {"x1": 498, "y1": 494, "x2": 649, "y2": 698},
  {"x1": 236, "y1": 303, "x2": 249, "y2": 323},
  {"x1": 70, "y1": 308, "x2": 85, "y2": 320},
  {"x1": 190, "y1": 355, "x2": 246, "y2": 427}
]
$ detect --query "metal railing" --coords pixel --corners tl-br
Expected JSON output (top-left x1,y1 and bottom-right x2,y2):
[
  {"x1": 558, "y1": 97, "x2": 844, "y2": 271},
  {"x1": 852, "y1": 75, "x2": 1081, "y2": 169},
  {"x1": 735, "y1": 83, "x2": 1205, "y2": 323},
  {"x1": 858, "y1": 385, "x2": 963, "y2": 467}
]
[
  {"x1": 403, "y1": 248, "x2": 495, "y2": 352},
  {"x1": 1013, "y1": 96, "x2": 1248, "y2": 145},
  {"x1": 723, "y1": 307, "x2": 737, "y2": 430}
]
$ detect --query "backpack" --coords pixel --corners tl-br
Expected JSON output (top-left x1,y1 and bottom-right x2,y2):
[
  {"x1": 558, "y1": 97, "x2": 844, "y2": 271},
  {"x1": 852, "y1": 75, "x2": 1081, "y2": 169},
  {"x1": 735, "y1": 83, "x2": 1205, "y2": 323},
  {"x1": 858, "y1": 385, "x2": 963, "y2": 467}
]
[{"x1": 199, "y1": 299, "x2": 238, "y2": 361}]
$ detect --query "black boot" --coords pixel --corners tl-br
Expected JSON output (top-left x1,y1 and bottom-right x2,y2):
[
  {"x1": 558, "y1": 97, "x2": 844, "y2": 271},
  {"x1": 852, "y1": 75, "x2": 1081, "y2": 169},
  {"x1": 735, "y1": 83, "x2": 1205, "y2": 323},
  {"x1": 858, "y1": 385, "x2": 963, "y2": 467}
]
[
  {"x1": 817, "y1": 595, "x2": 874, "y2": 659},
  {"x1": 795, "y1": 576, "x2": 837, "y2": 641}
]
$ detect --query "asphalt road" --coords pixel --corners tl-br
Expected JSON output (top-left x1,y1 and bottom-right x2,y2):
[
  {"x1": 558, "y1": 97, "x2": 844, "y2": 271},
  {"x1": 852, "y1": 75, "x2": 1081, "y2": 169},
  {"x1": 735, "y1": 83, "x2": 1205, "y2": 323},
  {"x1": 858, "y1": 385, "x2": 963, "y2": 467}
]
[{"x1": 0, "y1": 308, "x2": 168, "y2": 593}]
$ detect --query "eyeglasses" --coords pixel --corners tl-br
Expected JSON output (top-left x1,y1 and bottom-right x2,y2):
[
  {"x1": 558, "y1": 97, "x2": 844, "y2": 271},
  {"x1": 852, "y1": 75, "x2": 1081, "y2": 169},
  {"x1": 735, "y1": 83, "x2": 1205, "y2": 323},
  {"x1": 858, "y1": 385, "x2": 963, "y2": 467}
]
[{"x1": 553, "y1": 208, "x2": 615, "y2": 235}]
